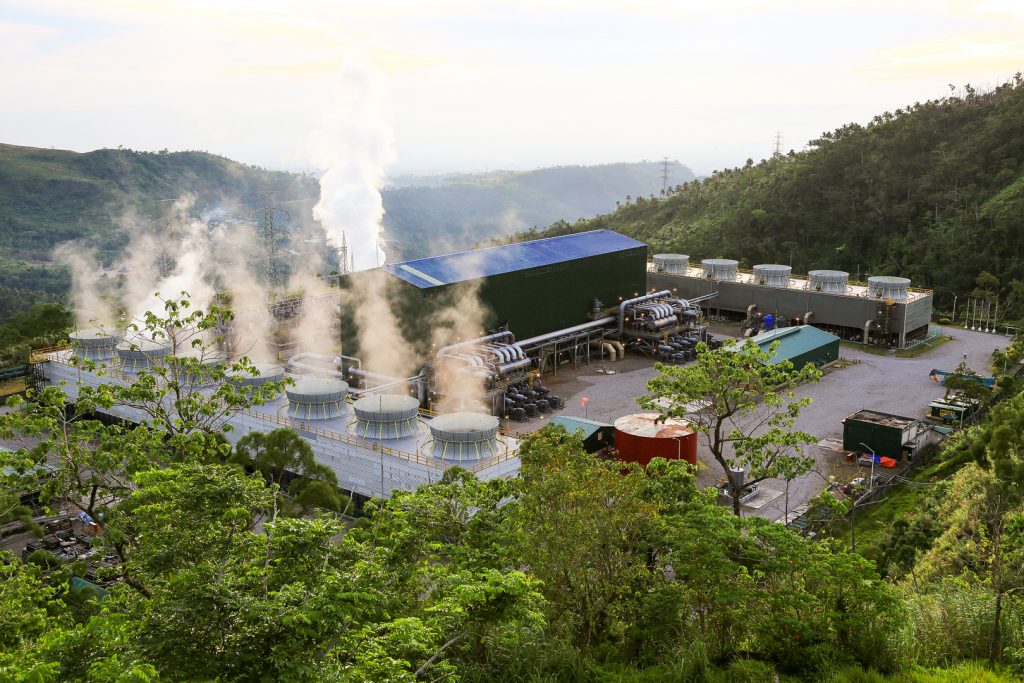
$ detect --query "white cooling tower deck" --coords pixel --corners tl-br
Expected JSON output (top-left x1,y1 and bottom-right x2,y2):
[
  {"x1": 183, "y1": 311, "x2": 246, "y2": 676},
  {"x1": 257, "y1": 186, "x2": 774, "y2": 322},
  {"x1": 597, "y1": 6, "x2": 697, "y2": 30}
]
[
  {"x1": 33, "y1": 350, "x2": 521, "y2": 499},
  {"x1": 653, "y1": 263, "x2": 929, "y2": 302}
]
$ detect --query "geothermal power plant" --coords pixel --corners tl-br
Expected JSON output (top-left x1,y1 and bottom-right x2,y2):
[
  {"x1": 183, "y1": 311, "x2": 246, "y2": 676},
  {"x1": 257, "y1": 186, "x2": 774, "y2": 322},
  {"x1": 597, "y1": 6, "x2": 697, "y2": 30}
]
[{"x1": 32, "y1": 228, "x2": 933, "y2": 499}]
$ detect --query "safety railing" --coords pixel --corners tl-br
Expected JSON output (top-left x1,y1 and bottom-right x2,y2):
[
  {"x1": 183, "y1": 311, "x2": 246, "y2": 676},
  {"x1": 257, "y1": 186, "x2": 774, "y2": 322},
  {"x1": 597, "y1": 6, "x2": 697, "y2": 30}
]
[
  {"x1": 28, "y1": 345, "x2": 72, "y2": 364},
  {"x1": 647, "y1": 261, "x2": 933, "y2": 297}
]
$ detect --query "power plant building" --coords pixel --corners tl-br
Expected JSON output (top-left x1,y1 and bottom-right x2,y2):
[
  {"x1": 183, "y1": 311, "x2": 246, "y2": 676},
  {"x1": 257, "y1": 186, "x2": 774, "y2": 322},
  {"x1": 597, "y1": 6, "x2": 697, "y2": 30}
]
[
  {"x1": 649, "y1": 261, "x2": 933, "y2": 349},
  {"x1": 340, "y1": 230, "x2": 649, "y2": 355}
]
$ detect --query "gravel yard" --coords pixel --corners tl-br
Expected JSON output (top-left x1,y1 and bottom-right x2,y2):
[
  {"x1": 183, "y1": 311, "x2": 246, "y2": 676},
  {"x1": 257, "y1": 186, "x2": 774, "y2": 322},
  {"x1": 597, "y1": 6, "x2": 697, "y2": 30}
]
[{"x1": 515, "y1": 326, "x2": 1008, "y2": 519}]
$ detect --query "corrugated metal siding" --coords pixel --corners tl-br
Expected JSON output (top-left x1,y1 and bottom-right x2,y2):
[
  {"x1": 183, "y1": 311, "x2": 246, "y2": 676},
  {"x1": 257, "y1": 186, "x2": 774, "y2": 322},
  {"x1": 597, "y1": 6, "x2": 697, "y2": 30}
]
[{"x1": 751, "y1": 326, "x2": 841, "y2": 367}]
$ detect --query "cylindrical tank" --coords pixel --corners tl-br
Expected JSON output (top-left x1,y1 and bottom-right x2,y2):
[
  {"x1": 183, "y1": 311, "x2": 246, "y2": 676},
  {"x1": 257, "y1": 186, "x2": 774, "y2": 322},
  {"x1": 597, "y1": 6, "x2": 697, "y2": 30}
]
[
  {"x1": 613, "y1": 413, "x2": 698, "y2": 466},
  {"x1": 176, "y1": 348, "x2": 226, "y2": 385},
  {"x1": 867, "y1": 275, "x2": 911, "y2": 302},
  {"x1": 115, "y1": 339, "x2": 171, "y2": 373},
  {"x1": 69, "y1": 328, "x2": 118, "y2": 361},
  {"x1": 753, "y1": 264, "x2": 792, "y2": 287},
  {"x1": 701, "y1": 258, "x2": 739, "y2": 281},
  {"x1": 228, "y1": 362, "x2": 285, "y2": 388},
  {"x1": 286, "y1": 377, "x2": 348, "y2": 420},
  {"x1": 807, "y1": 270, "x2": 849, "y2": 294},
  {"x1": 428, "y1": 412, "x2": 500, "y2": 462},
  {"x1": 352, "y1": 394, "x2": 420, "y2": 439},
  {"x1": 653, "y1": 254, "x2": 689, "y2": 274}
]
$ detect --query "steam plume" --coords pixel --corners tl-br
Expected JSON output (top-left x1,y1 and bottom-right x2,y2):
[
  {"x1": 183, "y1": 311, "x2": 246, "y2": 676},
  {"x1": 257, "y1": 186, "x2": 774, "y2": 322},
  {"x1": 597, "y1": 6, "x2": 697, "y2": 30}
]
[{"x1": 307, "y1": 58, "x2": 395, "y2": 271}]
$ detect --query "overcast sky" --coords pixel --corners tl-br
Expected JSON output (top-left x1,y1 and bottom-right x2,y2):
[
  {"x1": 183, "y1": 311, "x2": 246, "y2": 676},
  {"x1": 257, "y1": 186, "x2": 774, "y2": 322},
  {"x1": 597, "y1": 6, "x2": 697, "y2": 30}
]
[{"x1": 2, "y1": 0, "x2": 1023, "y2": 176}]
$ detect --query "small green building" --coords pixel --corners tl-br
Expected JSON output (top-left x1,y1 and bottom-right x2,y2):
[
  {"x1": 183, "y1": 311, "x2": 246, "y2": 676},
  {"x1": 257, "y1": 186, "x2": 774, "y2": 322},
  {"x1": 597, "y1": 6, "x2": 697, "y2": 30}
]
[
  {"x1": 842, "y1": 409, "x2": 926, "y2": 460},
  {"x1": 548, "y1": 416, "x2": 616, "y2": 454},
  {"x1": 749, "y1": 325, "x2": 840, "y2": 369}
]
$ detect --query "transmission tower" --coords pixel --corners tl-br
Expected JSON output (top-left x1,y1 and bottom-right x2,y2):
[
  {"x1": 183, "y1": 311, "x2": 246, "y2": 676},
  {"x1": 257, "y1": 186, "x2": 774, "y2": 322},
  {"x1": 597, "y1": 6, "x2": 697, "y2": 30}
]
[
  {"x1": 338, "y1": 231, "x2": 351, "y2": 276},
  {"x1": 772, "y1": 132, "x2": 784, "y2": 157},
  {"x1": 660, "y1": 157, "x2": 671, "y2": 194},
  {"x1": 154, "y1": 198, "x2": 182, "y2": 279},
  {"x1": 247, "y1": 191, "x2": 293, "y2": 296}
]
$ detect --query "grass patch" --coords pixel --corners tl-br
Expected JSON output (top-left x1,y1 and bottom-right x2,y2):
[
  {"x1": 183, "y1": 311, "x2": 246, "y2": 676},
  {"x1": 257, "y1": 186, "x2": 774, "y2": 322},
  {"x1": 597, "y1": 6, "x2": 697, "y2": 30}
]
[
  {"x1": 840, "y1": 336, "x2": 952, "y2": 358},
  {"x1": 0, "y1": 377, "x2": 25, "y2": 398},
  {"x1": 896, "y1": 335, "x2": 952, "y2": 358},
  {"x1": 830, "y1": 449, "x2": 965, "y2": 564}
]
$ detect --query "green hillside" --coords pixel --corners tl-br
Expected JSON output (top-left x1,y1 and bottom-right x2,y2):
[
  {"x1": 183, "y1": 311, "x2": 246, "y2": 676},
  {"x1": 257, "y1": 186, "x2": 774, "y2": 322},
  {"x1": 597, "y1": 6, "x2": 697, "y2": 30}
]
[
  {"x1": 0, "y1": 143, "x2": 319, "y2": 319},
  {"x1": 381, "y1": 161, "x2": 694, "y2": 260},
  {"x1": 0, "y1": 145, "x2": 690, "y2": 320},
  {"x1": 520, "y1": 77, "x2": 1024, "y2": 313}
]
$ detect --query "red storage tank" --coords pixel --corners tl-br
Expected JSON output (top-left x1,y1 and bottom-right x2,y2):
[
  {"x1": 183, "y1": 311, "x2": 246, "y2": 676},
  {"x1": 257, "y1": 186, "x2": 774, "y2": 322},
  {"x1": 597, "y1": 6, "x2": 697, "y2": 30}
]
[{"x1": 613, "y1": 413, "x2": 698, "y2": 466}]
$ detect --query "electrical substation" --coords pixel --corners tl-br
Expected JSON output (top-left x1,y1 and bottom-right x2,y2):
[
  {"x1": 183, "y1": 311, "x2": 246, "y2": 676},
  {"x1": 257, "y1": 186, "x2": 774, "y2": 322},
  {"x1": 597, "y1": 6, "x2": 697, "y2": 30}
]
[{"x1": 33, "y1": 228, "x2": 937, "y2": 500}]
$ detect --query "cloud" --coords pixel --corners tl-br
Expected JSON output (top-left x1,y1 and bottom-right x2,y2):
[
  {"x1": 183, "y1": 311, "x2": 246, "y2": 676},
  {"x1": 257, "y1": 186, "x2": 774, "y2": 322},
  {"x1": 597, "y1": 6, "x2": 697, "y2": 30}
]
[{"x1": 865, "y1": 33, "x2": 1024, "y2": 76}]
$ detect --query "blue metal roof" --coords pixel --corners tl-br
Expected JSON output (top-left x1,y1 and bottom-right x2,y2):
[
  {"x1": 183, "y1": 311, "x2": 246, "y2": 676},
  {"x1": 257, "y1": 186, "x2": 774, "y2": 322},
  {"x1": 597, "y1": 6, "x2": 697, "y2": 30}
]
[{"x1": 383, "y1": 230, "x2": 646, "y2": 289}]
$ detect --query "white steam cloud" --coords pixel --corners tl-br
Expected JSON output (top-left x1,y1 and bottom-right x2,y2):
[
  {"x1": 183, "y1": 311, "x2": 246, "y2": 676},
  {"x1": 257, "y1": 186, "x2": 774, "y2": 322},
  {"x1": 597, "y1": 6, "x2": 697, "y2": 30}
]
[{"x1": 307, "y1": 57, "x2": 395, "y2": 271}]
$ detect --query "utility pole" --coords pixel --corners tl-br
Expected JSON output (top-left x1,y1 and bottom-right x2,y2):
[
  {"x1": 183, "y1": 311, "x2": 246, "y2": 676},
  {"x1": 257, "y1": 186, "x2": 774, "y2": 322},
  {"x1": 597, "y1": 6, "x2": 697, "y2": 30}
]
[
  {"x1": 660, "y1": 157, "x2": 671, "y2": 194},
  {"x1": 773, "y1": 132, "x2": 784, "y2": 157}
]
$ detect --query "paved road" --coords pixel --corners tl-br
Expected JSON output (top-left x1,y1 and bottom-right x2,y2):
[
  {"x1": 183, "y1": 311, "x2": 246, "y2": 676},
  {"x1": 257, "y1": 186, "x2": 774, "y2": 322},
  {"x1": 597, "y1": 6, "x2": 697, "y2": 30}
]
[{"x1": 517, "y1": 326, "x2": 1008, "y2": 519}]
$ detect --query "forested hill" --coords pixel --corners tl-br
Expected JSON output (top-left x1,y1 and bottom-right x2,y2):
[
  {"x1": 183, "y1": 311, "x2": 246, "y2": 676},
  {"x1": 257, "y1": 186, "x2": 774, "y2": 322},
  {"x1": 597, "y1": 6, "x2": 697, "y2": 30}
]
[
  {"x1": 381, "y1": 161, "x2": 695, "y2": 260},
  {"x1": 0, "y1": 144, "x2": 319, "y2": 318},
  {"x1": 520, "y1": 77, "x2": 1024, "y2": 310}
]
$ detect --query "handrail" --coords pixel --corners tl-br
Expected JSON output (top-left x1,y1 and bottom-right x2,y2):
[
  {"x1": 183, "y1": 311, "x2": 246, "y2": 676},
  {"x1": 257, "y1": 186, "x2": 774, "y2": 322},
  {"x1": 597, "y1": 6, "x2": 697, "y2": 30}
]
[
  {"x1": 646, "y1": 261, "x2": 933, "y2": 296},
  {"x1": 29, "y1": 344, "x2": 72, "y2": 364}
]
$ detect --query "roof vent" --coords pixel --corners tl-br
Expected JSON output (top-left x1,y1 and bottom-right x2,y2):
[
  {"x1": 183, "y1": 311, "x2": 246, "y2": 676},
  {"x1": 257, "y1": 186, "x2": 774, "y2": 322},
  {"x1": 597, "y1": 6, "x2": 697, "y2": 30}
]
[
  {"x1": 807, "y1": 270, "x2": 849, "y2": 294},
  {"x1": 867, "y1": 276, "x2": 911, "y2": 301},
  {"x1": 286, "y1": 377, "x2": 348, "y2": 420},
  {"x1": 428, "y1": 412, "x2": 500, "y2": 462},
  {"x1": 352, "y1": 394, "x2": 420, "y2": 439},
  {"x1": 653, "y1": 253, "x2": 689, "y2": 273},
  {"x1": 115, "y1": 339, "x2": 171, "y2": 373},
  {"x1": 701, "y1": 258, "x2": 739, "y2": 281},
  {"x1": 752, "y1": 264, "x2": 792, "y2": 287},
  {"x1": 70, "y1": 328, "x2": 118, "y2": 361}
]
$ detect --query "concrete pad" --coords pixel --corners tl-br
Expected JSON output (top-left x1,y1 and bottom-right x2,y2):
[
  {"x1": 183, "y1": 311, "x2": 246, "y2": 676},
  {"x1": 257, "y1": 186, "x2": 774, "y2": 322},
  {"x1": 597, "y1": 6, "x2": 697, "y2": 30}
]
[{"x1": 742, "y1": 487, "x2": 784, "y2": 510}]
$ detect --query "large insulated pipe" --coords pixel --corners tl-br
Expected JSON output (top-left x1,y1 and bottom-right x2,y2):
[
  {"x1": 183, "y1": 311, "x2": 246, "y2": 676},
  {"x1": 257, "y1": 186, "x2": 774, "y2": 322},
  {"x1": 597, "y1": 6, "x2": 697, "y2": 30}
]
[
  {"x1": 517, "y1": 316, "x2": 616, "y2": 348},
  {"x1": 647, "y1": 316, "x2": 678, "y2": 330},
  {"x1": 610, "y1": 340, "x2": 625, "y2": 358},
  {"x1": 496, "y1": 358, "x2": 531, "y2": 376},
  {"x1": 863, "y1": 320, "x2": 875, "y2": 344},
  {"x1": 746, "y1": 304, "x2": 758, "y2": 323},
  {"x1": 348, "y1": 367, "x2": 406, "y2": 385},
  {"x1": 592, "y1": 341, "x2": 616, "y2": 361},
  {"x1": 288, "y1": 360, "x2": 346, "y2": 378},
  {"x1": 618, "y1": 291, "x2": 673, "y2": 336},
  {"x1": 804, "y1": 311, "x2": 814, "y2": 325},
  {"x1": 437, "y1": 331, "x2": 515, "y2": 360},
  {"x1": 291, "y1": 352, "x2": 337, "y2": 365}
]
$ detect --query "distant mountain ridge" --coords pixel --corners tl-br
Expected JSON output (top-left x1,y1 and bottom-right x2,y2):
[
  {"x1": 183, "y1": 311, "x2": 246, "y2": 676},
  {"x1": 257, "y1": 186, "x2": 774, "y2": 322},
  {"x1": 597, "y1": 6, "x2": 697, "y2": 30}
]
[
  {"x1": 0, "y1": 146, "x2": 692, "y2": 320},
  {"x1": 0, "y1": 143, "x2": 320, "y2": 319},
  {"x1": 380, "y1": 161, "x2": 695, "y2": 260}
]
